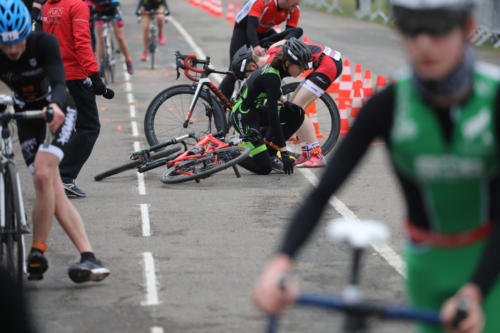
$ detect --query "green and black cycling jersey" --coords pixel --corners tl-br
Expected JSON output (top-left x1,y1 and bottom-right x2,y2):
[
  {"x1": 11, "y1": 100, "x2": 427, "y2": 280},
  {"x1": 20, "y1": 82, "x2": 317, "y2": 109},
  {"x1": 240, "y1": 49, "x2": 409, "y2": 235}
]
[
  {"x1": 280, "y1": 63, "x2": 500, "y2": 298},
  {"x1": 232, "y1": 64, "x2": 288, "y2": 148},
  {"x1": 135, "y1": 0, "x2": 169, "y2": 13}
]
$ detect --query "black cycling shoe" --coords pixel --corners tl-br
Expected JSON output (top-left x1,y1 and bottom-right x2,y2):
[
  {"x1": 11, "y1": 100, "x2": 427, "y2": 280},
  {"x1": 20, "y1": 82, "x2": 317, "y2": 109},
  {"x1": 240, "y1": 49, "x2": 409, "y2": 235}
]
[
  {"x1": 68, "y1": 259, "x2": 110, "y2": 283},
  {"x1": 63, "y1": 180, "x2": 87, "y2": 198},
  {"x1": 27, "y1": 250, "x2": 48, "y2": 281}
]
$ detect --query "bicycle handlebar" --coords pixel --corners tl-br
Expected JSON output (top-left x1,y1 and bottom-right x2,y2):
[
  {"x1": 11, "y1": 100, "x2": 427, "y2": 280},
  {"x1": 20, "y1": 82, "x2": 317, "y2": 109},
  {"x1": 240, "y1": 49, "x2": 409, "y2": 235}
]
[
  {"x1": 267, "y1": 293, "x2": 442, "y2": 333},
  {"x1": 174, "y1": 51, "x2": 232, "y2": 82}
]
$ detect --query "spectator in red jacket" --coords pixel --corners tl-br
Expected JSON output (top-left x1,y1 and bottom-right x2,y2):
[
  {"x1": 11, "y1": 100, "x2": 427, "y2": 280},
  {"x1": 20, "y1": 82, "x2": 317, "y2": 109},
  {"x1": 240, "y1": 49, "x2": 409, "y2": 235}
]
[{"x1": 42, "y1": 0, "x2": 111, "y2": 197}]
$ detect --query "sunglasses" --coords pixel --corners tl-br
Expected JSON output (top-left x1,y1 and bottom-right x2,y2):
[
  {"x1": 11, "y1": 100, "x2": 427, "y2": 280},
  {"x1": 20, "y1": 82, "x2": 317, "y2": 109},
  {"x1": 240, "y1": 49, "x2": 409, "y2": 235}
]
[{"x1": 394, "y1": 9, "x2": 468, "y2": 37}]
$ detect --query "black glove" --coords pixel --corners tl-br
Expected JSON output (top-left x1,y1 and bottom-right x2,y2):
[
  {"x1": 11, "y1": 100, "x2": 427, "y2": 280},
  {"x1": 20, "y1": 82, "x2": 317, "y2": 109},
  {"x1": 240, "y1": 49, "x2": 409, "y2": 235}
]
[
  {"x1": 280, "y1": 151, "x2": 294, "y2": 175},
  {"x1": 89, "y1": 72, "x2": 107, "y2": 96},
  {"x1": 30, "y1": 6, "x2": 41, "y2": 21}
]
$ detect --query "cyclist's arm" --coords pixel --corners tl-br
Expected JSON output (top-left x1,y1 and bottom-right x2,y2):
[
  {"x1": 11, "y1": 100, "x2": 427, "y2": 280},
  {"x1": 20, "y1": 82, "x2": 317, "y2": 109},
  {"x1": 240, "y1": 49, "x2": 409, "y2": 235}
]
[
  {"x1": 70, "y1": 0, "x2": 99, "y2": 76},
  {"x1": 258, "y1": 27, "x2": 303, "y2": 49},
  {"x1": 279, "y1": 86, "x2": 395, "y2": 257},
  {"x1": 39, "y1": 33, "x2": 67, "y2": 109},
  {"x1": 260, "y1": 73, "x2": 288, "y2": 149},
  {"x1": 285, "y1": 6, "x2": 300, "y2": 29},
  {"x1": 246, "y1": 16, "x2": 262, "y2": 48},
  {"x1": 469, "y1": 85, "x2": 500, "y2": 298}
]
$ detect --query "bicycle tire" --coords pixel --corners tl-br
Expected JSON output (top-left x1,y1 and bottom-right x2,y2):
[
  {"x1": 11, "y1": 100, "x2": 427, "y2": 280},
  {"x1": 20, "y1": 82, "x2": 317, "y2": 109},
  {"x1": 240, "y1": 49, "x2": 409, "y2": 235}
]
[
  {"x1": 160, "y1": 145, "x2": 250, "y2": 184},
  {"x1": 281, "y1": 82, "x2": 341, "y2": 156},
  {"x1": 94, "y1": 147, "x2": 180, "y2": 181},
  {"x1": 2, "y1": 162, "x2": 25, "y2": 285},
  {"x1": 144, "y1": 84, "x2": 227, "y2": 146}
]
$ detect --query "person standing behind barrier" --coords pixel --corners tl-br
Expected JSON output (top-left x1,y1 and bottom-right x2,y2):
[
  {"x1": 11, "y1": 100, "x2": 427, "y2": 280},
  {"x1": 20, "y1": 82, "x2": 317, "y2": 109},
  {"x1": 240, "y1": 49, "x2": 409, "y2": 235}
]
[
  {"x1": 219, "y1": 0, "x2": 301, "y2": 100},
  {"x1": 135, "y1": 0, "x2": 170, "y2": 62},
  {"x1": 92, "y1": 0, "x2": 134, "y2": 74},
  {"x1": 253, "y1": 1, "x2": 500, "y2": 332},
  {"x1": 42, "y1": 0, "x2": 112, "y2": 198}
]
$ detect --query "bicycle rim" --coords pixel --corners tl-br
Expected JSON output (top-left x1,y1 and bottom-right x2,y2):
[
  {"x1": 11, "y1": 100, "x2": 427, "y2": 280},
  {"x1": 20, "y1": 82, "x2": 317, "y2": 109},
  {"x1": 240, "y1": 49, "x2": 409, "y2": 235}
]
[
  {"x1": 160, "y1": 146, "x2": 250, "y2": 184},
  {"x1": 144, "y1": 84, "x2": 227, "y2": 146},
  {"x1": 281, "y1": 82, "x2": 341, "y2": 156}
]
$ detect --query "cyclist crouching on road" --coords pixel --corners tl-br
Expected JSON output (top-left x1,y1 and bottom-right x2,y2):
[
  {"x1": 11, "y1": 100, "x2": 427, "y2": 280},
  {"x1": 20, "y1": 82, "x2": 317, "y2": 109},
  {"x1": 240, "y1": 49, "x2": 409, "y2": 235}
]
[
  {"x1": 0, "y1": 0, "x2": 110, "y2": 283},
  {"x1": 233, "y1": 38, "x2": 343, "y2": 168},
  {"x1": 253, "y1": 1, "x2": 500, "y2": 332},
  {"x1": 230, "y1": 38, "x2": 312, "y2": 175}
]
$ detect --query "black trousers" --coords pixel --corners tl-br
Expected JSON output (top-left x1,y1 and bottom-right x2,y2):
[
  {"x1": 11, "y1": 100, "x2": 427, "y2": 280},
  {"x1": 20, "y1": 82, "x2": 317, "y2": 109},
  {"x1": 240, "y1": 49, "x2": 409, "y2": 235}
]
[{"x1": 59, "y1": 80, "x2": 100, "y2": 183}]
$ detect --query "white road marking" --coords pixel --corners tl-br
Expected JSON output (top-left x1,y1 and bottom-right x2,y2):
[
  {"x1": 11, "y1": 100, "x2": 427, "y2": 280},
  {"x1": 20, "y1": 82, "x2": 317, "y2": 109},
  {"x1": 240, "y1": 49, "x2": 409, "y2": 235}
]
[
  {"x1": 127, "y1": 92, "x2": 135, "y2": 104},
  {"x1": 141, "y1": 252, "x2": 160, "y2": 306},
  {"x1": 141, "y1": 204, "x2": 151, "y2": 237},
  {"x1": 134, "y1": 141, "x2": 141, "y2": 152},
  {"x1": 151, "y1": 327, "x2": 164, "y2": 333},
  {"x1": 129, "y1": 104, "x2": 136, "y2": 118},
  {"x1": 125, "y1": 81, "x2": 132, "y2": 92},
  {"x1": 298, "y1": 168, "x2": 406, "y2": 277},
  {"x1": 137, "y1": 172, "x2": 146, "y2": 195},
  {"x1": 131, "y1": 121, "x2": 139, "y2": 137}
]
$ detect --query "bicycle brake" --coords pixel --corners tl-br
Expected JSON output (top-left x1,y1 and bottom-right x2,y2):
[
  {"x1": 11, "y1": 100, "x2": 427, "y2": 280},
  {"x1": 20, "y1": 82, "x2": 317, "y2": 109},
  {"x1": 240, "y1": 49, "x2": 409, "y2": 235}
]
[{"x1": 130, "y1": 150, "x2": 150, "y2": 162}]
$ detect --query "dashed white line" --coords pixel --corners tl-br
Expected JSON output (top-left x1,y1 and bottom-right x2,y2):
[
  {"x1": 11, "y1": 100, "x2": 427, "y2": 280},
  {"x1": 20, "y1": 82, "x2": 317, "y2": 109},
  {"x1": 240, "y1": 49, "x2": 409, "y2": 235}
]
[
  {"x1": 131, "y1": 121, "x2": 139, "y2": 137},
  {"x1": 127, "y1": 92, "x2": 134, "y2": 104},
  {"x1": 137, "y1": 172, "x2": 146, "y2": 195},
  {"x1": 141, "y1": 204, "x2": 151, "y2": 237},
  {"x1": 141, "y1": 252, "x2": 160, "y2": 306},
  {"x1": 129, "y1": 104, "x2": 136, "y2": 118},
  {"x1": 151, "y1": 327, "x2": 164, "y2": 333},
  {"x1": 298, "y1": 168, "x2": 406, "y2": 276}
]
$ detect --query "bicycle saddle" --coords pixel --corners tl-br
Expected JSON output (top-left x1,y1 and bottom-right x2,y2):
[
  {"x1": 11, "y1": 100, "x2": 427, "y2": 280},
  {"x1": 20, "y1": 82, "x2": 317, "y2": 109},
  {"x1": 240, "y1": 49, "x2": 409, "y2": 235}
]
[{"x1": 327, "y1": 218, "x2": 389, "y2": 248}]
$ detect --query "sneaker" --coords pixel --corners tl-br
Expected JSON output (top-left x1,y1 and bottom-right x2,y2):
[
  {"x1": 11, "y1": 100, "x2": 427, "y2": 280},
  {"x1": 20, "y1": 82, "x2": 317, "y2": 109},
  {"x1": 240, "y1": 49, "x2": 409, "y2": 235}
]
[
  {"x1": 27, "y1": 250, "x2": 48, "y2": 281},
  {"x1": 140, "y1": 51, "x2": 147, "y2": 62},
  {"x1": 63, "y1": 180, "x2": 87, "y2": 198},
  {"x1": 271, "y1": 155, "x2": 284, "y2": 173},
  {"x1": 297, "y1": 154, "x2": 326, "y2": 168},
  {"x1": 68, "y1": 259, "x2": 110, "y2": 283},
  {"x1": 158, "y1": 34, "x2": 165, "y2": 45},
  {"x1": 126, "y1": 60, "x2": 134, "y2": 74}
]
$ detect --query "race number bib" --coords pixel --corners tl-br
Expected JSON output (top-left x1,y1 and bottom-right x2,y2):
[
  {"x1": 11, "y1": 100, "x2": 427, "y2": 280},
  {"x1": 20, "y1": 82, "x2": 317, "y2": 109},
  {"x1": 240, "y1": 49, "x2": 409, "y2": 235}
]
[
  {"x1": 323, "y1": 47, "x2": 342, "y2": 61},
  {"x1": 236, "y1": 0, "x2": 258, "y2": 23}
]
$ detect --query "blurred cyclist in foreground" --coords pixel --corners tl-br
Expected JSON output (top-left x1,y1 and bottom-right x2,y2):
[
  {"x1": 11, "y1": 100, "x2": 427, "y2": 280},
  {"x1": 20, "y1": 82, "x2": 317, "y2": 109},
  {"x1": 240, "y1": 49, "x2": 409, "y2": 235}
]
[{"x1": 253, "y1": 1, "x2": 500, "y2": 332}]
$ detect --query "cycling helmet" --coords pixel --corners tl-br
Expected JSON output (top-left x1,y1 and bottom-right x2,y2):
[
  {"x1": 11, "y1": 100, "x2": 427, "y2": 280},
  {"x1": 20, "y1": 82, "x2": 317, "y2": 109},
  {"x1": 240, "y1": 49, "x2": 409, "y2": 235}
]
[
  {"x1": 231, "y1": 45, "x2": 254, "y2": 80},
  {"x1": 391, "y1": 0, "x2": 475, "y2": 36},
  {"x1": 282, "y1": 38, "x2": 312, "y2": 70},
  {"x1": 0, "y1": 0, "x2": 31, "y2": 45}
]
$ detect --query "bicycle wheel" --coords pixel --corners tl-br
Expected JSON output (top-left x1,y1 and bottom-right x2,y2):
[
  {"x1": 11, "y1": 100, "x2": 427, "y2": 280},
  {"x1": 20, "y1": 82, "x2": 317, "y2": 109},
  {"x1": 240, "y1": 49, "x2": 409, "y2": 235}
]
[
  {"x1": 281, "y1": 82, "x2": 340, "y2": 156},
  {"x1": 1, "y1": 162, "x2": 25, "y2": 285},
  {"x1": 144, "y1": 84, "x2": 227, "y2": 146},
  {"x1": 94, "y1": 147, "x2": 180, "y2": 181},
  {"x1": 160, "y1": 146, "x2": 250, "y2": 184}
]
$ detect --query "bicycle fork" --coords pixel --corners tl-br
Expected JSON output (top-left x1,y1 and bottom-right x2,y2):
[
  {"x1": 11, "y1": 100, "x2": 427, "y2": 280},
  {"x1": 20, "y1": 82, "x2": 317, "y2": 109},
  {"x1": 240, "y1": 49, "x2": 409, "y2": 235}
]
[{"x1": 184, "y1": 79, "x2": 214, "y2": 131}]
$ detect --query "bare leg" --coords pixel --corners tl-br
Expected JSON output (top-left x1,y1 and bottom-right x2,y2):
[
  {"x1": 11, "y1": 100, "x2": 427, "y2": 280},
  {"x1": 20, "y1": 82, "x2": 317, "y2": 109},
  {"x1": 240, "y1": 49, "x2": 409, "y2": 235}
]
[
  {"x1": 157, "y1": 12, "x2": 164, "y2": 37},
  {"x1": 142, "y1": 17, "x2": 149, "y2": 52},
  {"x1": 289, "y1": 85, "x2": 319, "y2": 144},
  {"x1": 112, "y1": 22, "x2": 132, "y2": 60}
]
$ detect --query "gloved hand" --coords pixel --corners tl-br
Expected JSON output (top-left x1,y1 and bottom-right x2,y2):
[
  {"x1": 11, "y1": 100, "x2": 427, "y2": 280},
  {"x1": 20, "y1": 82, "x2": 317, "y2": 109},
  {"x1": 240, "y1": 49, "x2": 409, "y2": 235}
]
[
  {"x1": 280, "y1": 151, "x2": 294, "y2": 175},
  {"x1": 89, "y1": 72, "x2": 107, "y2": 96}
]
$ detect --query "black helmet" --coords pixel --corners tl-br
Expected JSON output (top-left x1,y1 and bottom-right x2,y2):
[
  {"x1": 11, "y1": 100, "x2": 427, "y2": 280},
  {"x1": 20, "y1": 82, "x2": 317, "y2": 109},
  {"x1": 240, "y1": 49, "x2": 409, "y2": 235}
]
[
  {"x1": 391, "y1": 0, "x2": 476, "y2": 37},
  {"x1": 282, "y1": 38, "x2": 312, "y2": 70},
  {"x1": 231, "y1": 45, "x2": 254, "y2": 80}
]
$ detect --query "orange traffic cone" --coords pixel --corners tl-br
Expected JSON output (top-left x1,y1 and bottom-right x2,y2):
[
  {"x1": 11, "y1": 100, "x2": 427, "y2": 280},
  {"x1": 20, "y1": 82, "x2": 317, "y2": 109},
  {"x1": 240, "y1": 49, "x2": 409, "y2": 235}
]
[
  {"x1": 349, "y1": 80, "x2": 364, "y2": 129},
  {"x1": 212, "y1": 0, "x2": 223, "y2": 17},
  {"x1": 226, "y1": 0, "x2": 235, "y2": 22},
  {"x1": 363, "y1": 69, "x2": 373, "y2": 99},
  {"x1": 338, "y1": 58, "x2": 352, "y2": 99},
  {"x1": 353, "y1": 63, "x2": 363, "y2": 82},
  {"x1": 305, "y1": 101, "x2": 324, "y2": 139},
  {"x1": 375, "y1": 75, "x2": 387, "y2": 94}
]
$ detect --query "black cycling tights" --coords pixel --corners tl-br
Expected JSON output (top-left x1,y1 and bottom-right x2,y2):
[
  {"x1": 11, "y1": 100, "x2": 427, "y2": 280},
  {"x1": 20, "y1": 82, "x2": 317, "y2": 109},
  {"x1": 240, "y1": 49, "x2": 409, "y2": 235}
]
[{"x1": 237, "y1": 103, "x2": 304, "y2": 175}]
